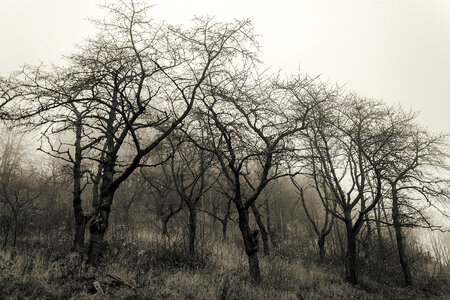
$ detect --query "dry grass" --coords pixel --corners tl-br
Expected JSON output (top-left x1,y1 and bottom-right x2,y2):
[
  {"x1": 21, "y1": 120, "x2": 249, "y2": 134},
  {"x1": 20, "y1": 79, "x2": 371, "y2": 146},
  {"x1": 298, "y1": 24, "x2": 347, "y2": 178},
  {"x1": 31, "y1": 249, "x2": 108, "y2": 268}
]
[{"x1": 1, "y1": 229, "x2": 449, "y2": 299}]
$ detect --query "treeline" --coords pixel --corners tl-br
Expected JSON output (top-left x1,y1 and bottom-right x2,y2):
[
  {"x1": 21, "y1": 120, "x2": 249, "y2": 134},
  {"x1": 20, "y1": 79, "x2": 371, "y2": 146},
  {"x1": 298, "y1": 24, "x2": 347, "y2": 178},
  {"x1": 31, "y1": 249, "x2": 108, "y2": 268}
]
[{"x1": 0, "y1": 0, "x2": 449, "y2": 288}]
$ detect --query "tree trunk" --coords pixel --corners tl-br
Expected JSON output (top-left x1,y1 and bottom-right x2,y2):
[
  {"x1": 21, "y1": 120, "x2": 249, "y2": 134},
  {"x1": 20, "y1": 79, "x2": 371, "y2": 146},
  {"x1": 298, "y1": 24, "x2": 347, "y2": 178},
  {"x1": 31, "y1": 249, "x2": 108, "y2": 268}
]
[
  {"x1": 73, "y1": 175, "x2": 86, "y2": 250},
  {"x1": 2, "y1": 217, "x2": 10, "y2": 248},
  {"x1": 238, "y1": 207, "x2": 261, "y2": 282},
  {"x1": 88, "y1": 191, "x2": 114, "y2": 264},
  {"x1": 251, "y1": 203, "x2": 269, "y2": 255},
  {"x1": 391, "y1": 184, "x2": 413, "y2": 286},
  {"x1": 335, "y1": 224, "x2": 345, "y2": 259},
  {"x1": 381, "y1": 199, "x2": 395, "y2": 246},
  {"x1": 222, "y1": 198, "x2": 232, "y2": 241},
  {"x1": 222, "y1": 218, "x2": 228, "y2": 241},
  {"x1": 2, "y1": 228, "x2": 8, "y2": 248},
  {"x1": 73, "y1": 118, "x2": 87, "y2": 251},
  {"x1": 375, "y1": 202, "x2": 385, "y2": 281},
  {"x1": 345, "y1": 218, "x2": 358, "y2": 285},
  {"x1": 161, "y1": 218, "x2": 169, "y2": 236},
  {"x1": 73, "y1": 213, "x2": 87, "y2": 251},
  {"x1": 88, "y1": 90, "x2": 117, "y2": 264},
  {"x1": 12, "y1": 213, "x2": 18, "y2": 247},
  {"x1": 188, "y1": 206, "x2": 197, "y2": 256},
  {"x1": 318, "y1": 234, "x2": 325, "y2": 262}
]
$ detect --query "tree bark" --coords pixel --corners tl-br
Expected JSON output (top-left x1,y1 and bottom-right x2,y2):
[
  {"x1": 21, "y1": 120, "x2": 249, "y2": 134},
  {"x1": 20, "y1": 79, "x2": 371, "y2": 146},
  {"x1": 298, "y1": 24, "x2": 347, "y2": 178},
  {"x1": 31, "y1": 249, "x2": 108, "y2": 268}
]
[
  {"x1": 391, "y1": 184, "x2": 413, "y2": 286},
  {"x1": 251, "y1": 203, "x2": 269, "y2": 255},
  {"x1": 238, "y1": 207, "x2": 261, "y2": 282}
]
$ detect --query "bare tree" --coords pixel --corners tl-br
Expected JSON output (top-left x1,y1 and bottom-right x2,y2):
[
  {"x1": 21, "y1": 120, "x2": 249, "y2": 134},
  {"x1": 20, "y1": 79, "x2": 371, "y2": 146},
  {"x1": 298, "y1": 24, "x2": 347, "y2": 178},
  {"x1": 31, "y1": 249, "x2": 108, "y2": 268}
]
[
  {"x1": 82, "y1": 3, "x2": 258, "y2": 263},
  {"x1": 185, "y1": 73, "x2": 328, "y2": 282},
  {"x1": 290, "y1": 176, "x2": 336, "y2": 262},
  {"x1": 379, "y1": 108, "x2": 450, "y2": 285},
  {"x1": 2, "y1": 64, "x2": 104, "y2": 251},
  {"x1": 166, "y1": 133, "x2": 218, "y2": 256},
  {"x1": 1, "y1": 0, "x2": 257, "y2": 263},
  {"x1": 140, "y1": 163, "x2": 183, "y2": 236},
  {"x1": 0, "y1": 129, "x2": 42, "y2": 247},
  {"x1": 305, "y1": 96, "x2": 402, "y2": 284},
  {"x1": 198, "y1": 186, "x2": 234, "y2": 241}
]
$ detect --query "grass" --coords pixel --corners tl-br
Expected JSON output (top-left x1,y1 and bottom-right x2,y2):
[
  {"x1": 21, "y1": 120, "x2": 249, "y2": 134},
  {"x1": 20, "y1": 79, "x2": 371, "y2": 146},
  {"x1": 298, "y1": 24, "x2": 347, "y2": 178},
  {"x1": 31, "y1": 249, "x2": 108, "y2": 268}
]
[{"x1": 1, "y1": 229, "x2": 449, "y2": 299}]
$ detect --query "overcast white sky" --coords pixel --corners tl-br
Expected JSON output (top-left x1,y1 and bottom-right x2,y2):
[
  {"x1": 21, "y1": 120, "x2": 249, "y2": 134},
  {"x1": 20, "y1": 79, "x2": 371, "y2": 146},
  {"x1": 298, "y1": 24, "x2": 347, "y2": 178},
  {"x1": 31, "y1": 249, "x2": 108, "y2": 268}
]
[{"x1": 0, "y1": 0, "x2": 449, "y2": 133}]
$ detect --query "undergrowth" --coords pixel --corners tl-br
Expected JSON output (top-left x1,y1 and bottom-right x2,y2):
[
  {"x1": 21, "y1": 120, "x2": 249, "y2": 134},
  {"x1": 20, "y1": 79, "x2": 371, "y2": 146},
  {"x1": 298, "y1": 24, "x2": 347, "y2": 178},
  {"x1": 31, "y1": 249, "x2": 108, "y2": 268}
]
[{"x1": 1, "y1": 230, "x2": 449, "y2": 299}]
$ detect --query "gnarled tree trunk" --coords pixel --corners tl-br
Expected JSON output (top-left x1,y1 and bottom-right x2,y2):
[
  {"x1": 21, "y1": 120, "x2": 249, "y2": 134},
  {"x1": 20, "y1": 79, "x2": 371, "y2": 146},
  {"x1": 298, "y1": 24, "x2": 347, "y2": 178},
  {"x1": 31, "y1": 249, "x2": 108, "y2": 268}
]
[
  {"x1": 88, "y1": 156, "x2": 115, "y2": 264},
  {"x1": 238, "y1": 207, "x2": 261, "y2": 282}
]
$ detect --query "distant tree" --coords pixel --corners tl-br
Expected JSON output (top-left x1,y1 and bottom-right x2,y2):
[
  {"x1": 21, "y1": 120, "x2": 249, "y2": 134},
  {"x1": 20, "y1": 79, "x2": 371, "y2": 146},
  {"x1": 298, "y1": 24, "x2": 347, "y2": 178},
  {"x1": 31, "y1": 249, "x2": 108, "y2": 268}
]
[
  {"x1": 290, "y1": 175, "x2": 336, "y2": 262},
  {"x1": 113, "y1": 173, "x2": 146, "y2": 232},
  {"x1": 166, "y1": 133, "x2": 218, "y2": 256},
  {"x1": 0, "y1": 129, "x2": 42, "y2": 247},
  {"x1": 140, "y1": 162, "x2": 183, "y2": 236},
  {"x1": 196, "y1": 180, "x2": 235, "y2": 241}
]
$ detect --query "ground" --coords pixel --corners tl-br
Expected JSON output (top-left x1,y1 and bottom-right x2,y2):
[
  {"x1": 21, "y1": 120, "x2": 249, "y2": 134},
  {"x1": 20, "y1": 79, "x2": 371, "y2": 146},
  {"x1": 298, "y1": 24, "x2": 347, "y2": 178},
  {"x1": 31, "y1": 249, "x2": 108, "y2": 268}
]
[{"x1": 1, "y1": 230, "x2": 449, "y2": 299}]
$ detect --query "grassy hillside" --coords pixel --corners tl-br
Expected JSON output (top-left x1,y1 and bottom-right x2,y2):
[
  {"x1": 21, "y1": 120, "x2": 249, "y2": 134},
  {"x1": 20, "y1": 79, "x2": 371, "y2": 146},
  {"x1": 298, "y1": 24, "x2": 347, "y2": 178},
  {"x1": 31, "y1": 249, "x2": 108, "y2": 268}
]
[{"x1": 1, "y1": 228, "x2": 449, "y2": 299}]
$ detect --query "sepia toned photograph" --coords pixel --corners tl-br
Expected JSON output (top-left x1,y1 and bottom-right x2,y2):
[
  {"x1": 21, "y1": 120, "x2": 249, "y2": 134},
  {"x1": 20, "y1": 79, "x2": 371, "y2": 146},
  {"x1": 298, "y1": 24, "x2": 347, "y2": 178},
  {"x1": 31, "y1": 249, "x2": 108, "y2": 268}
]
[{"x1": 0, "y1": 1, "x2": 449, "y2": 299}]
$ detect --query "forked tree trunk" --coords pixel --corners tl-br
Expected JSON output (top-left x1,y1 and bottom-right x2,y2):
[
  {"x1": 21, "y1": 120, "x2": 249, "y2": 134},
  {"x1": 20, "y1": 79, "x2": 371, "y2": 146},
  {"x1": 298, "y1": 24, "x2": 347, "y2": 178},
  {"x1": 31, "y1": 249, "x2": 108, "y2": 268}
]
[
  {"x1": 251, "y1": 203, "x2": 269, "y2": 255},
  {"x1": 238, "y1": 207, "x2": 261, "y2": 282},
  {"x1": 391, "y1": 184, "x2": 413, "y2": 286}
]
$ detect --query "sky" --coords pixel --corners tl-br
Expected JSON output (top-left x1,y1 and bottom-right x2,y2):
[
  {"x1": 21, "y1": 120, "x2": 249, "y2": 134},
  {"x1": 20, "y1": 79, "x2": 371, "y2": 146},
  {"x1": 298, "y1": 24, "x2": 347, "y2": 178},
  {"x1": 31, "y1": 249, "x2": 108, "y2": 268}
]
[{"x1": 0, "y1": 0, "x2": 449, "y2": 133}]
